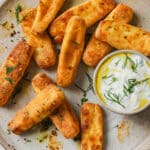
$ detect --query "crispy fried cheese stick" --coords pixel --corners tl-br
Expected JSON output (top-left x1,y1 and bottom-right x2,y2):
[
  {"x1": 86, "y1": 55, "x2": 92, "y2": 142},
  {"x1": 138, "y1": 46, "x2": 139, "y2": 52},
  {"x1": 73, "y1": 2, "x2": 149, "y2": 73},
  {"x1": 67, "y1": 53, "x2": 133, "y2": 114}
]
[
  {"x1": 20, "y1": 8, "x2": 56, "y2": 68},
  {"x1": 8, "y1": 85, "x2": 64, "y2": 134},
  {"x1": 32, "y1": 73, "x2": 80, "y2": 138},
  {"x1": 32, "y1": 0, "x2": 65, "y2": 33},
  {"x1": 0, "y1": 41, "x2": 33, "y2": 106},
  {"x1": 81, "y1": 103, "x2": 103, "y2": 150},
  {"x1": 56, "y1": 16, "x2": 86, "y2": 87},
  {"x1": 49, "y1": 0, "x2": 115, "y2": 43},
  {"x1": 95, "y1": 20, "x2": 150, "y2": 56},
  {"x1": 82, "y1": 4, "x2": 133, "y2": 67}
]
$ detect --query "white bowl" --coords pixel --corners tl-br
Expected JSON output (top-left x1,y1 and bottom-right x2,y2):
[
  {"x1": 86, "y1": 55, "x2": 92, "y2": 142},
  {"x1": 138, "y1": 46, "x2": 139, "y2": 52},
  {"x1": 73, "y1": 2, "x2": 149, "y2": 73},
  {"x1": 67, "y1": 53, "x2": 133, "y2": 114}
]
[{"x1": 93, "y1": 50, "x2": 150, "y2": 115}]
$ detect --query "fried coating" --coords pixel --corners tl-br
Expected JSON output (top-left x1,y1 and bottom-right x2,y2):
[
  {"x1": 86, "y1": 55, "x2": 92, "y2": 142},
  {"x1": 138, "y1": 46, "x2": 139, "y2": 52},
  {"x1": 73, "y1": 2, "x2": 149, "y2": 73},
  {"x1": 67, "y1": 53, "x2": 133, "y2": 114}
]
[
  {"x1": 8, "y1": 85, "x2": 64, "y2": 134},
  {"x1": 56, "y1": 16, "x2": 86, "y2": 87},
  {"x1": 32, "y1": 73, "x2": 80, "y2": 138},
  {"x1": 0, "y1": 41, "x2": 33, "y2": 106},
  {"x1": 95, "y1": 20, "x2": 150, "y2": 56},
  {"x1": 32, "y1": 0, "x2": 65, "y2": 33},
  {"x1": 83, "y1": 3, "x2": 133, "y2": 67},
  {"x1": 20, "y1": 8, "x2": 56, "y2": 68},
  {"x1": 81, "y1": 103, "x2": 103, "y2": 150},
  {"x1": 49, "y1": 0, "x2": 115, "y2": 43}
]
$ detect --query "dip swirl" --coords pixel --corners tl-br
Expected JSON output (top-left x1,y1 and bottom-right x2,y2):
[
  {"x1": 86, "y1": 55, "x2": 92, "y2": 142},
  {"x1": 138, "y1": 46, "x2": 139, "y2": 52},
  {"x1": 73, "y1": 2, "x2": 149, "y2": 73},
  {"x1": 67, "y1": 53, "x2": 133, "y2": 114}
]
[{"x1": 96, "y1": 52, "x2": 150, "y2": 112}]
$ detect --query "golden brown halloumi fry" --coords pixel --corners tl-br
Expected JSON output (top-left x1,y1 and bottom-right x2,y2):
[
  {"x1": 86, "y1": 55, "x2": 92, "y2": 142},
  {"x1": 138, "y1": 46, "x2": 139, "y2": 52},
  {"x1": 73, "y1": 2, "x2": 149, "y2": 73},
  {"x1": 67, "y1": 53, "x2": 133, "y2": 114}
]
[
  {"x1": 8, "y1": 85, "x2": 64, "y2": 134},
  {"x1": 82, "y1": 3, "x2": 133, "y2": 67},
  {"x1": 32, "y1": 73, "x2": 80, "y2": 138},
  {"x1": 95, "y1": 20, "x2": 150, "y2": 56},
  {"x1": 81, "y1": 103, "x2": 103, "y2": 150},
  {"x1": 49, "y1": 0, "x2": 115, "y2": 43},
  {"x1": 0, "y1": 42, "x2": 33, "y2": 106},
  {"x1": 32, "y1": 0, "x2": 65, "y2": 33},
  {"x1": 20, "y1": 8, "x2": 56, "y2": 68},
  {"x1": 56, "y1": 16, "x2": 86, "y2": 87}
]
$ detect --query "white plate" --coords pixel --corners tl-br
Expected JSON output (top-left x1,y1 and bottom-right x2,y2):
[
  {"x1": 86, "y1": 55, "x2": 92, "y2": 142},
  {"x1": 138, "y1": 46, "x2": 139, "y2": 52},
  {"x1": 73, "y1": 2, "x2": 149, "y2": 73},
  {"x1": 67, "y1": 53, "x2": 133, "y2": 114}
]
[{"x1": 0, "y1": 0, "x2": 150, "y2": 150}]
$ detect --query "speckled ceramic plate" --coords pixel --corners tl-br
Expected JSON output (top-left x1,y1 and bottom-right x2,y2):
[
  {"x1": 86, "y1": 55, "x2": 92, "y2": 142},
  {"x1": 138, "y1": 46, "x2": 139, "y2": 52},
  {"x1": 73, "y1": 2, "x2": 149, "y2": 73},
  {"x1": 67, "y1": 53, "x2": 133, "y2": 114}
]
[{"x1": 0, "y1": 0, "x2": 150, "y2": 150}]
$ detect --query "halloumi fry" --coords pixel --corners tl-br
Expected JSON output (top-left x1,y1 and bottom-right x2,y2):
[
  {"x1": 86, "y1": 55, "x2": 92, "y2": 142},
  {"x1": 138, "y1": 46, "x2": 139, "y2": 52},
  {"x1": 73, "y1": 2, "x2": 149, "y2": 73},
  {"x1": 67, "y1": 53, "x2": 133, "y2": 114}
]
[
  {"x1": 95, "y1": 20, "x2": 150, "y2": 56},
  {"x1": 32, "y1": 0, "x2": 65, "y2": 33},
  {"x1": 32, "y1": 73, "x2": 80, "y2": 138},
  {"x1": 0, "y1": 41, "x2": 33, "y2": 106},
  {"x1": 81, "y1": 103, "x2": 103, "y2": 150},
  {"x1": 49, "y1": 0, "x2": 115, "y2": 43},
  {"x1": 56, "y1": 16, "x2": 86, "y2": 87},
  {"x1": 20, "y1": 9, "x2": 56, "y2": 68},
  {"x1": 8, "y1": 85, "x2": 64, "y2": 134},
  {"x1": 83, "y1": 4, "x2": 133, "y2": 67}
]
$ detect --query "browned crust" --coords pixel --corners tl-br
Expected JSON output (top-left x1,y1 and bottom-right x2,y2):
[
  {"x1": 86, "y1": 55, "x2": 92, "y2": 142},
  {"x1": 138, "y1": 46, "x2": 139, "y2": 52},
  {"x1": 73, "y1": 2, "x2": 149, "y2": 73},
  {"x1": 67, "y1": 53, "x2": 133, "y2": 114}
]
[
  {"x1": 82, "y1": 3, "x2": 133, "y2": 67},
  {"x1": 8, "y1": 85, "x2": 64, "y2": 134},
  {"x1": 95, "y1": 20, "x2": 150, "y2": 56},
  {"x1": 49, "y1": 0, "x2": 115, "y2": 43},
  {"x1": 0, "y1": 41, "x2": 33, "y2": 106},
  {"x1": 32, "y1": 0, "x2": 65, "y2": 33},
  {"x1": 20, "y1": 8, "x2": 56, "y2": 68},
  {"x1": 32, "y1": 73, "x2": 80, "y2": 138},
  {"x1": 81, "y1": 103, "x2": 103, "y2": 150},
  {"x1": 56, "y1": 16, "x2": 86, "y2": 87}
]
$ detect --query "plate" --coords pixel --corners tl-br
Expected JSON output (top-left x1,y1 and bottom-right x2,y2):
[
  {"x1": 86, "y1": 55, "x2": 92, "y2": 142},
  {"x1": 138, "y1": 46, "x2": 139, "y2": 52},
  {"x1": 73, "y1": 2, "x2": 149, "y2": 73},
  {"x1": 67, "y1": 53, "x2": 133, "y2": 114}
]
[{"x1": 0, "y1": 0, "x2": 150, "y2": 150}]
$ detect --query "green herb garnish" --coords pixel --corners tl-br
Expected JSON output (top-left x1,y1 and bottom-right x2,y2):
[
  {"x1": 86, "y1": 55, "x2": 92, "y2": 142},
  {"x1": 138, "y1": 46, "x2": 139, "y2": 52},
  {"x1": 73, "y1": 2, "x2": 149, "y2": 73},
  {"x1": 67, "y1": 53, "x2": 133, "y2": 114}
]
[
  {"x1": 102, "y1": 74, "x2": 113, "y2": 79},
  {"x1": 5, "y1": 77, "x2": 14, "y2": 84},
  {"x1": 104, "y1": 90, "x2": 125, "y2": 108},
  {"x1": 81, "y1": 97, "x2": 88, "y2": 105},
  {"x1": 123, "y1": 77, "x2": 150, "y2": 96},
  {"x1": 72, "y1": 40, "x2": 79, "y2": 46},
  {"x1": 85, "y1": 73, "x2": 93, "y2": 92},
  {"x1": 15, "y1": 4, "x2": 22, "y2": 23},
  {"x1": 6, "y1": 66, "x2": 15, "y2": 74},
  {"x1": 19, "y1": 15, "x2": 27, "y2": 23},
  {"x1": 15, "y1": 4, "x2": 27, "y2": 23},
  {"x1": 124, "y1": 54, "x2": 138, "y2": 72},
  {"x1": 74, "y1": 83, "x2": 86, "y2": 97},
  {"x1": 74, "y1": 73, "x2": 93, "y2": 105},
  {"x1": 115, "y1": 59, "x2": 121, "y2": 66},
  {"x1": 102, "y1": 74, "x2": 118, "y2": 85},
  {"x1": 7, "y1": 129, "x2": 11, "y2": 135},
  {"x1": 109, "y1": 76, "x2": 118, "y2": 85}
]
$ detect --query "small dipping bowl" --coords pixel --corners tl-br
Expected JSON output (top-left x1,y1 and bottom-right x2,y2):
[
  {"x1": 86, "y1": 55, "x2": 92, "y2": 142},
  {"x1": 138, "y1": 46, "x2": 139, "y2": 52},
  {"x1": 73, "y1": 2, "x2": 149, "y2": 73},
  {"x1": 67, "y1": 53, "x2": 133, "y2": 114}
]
[{"x1": 93, "y1": 50, "x2": 150, "y2": 115}]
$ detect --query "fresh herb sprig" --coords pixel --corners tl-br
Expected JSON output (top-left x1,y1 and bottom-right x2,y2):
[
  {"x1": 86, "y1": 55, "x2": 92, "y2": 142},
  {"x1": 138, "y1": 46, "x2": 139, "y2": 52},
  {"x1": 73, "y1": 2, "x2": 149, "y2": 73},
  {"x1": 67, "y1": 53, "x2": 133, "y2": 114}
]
[
  {"x1": 74, "y1": 73, "x2": 93, "y2": 105},
  {"x1": 123, "y1": 77, "x2": 150, "y2": 96},
  {"x1": 6, "y1": 66, "x2": 15, "y2": 74},
  {"x1": 124, "y1": 54, "x2": 138, "y2": 72},
  {"x1": 104, "y1": 90, "x2": 125, "y2": 108},
  {"x1": 102, "y1": 74, "x2": 118, "y2": 85},
  {"x1": 71, "y1": 40, "x2": 79, "y2": 46},
  {"x1": 102, "y1": 74, "x2": 113, "y2": 79},
  {"x1": 15, "y1": 4, "x2": 22, "y2": 23},
  {"x1": 115, "y1": 59, "x2": 121, "y2": 66},
  {"x1": 5, "y1": 77, "x2": 14, "y2": 84},
  {"x1": 15, "y1": 4, "x2": 27, "y2": 23},
  {"x1": 109, "y1": 76, "x2": 118, "y2": 85}
]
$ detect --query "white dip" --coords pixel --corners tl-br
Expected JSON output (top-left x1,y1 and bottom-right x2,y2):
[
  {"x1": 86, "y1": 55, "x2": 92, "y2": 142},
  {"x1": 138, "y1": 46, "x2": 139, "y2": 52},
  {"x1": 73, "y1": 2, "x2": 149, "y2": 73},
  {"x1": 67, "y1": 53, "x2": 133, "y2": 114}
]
[{"x1": 96, "y1": 52, "x2": 150, "y2": 112}]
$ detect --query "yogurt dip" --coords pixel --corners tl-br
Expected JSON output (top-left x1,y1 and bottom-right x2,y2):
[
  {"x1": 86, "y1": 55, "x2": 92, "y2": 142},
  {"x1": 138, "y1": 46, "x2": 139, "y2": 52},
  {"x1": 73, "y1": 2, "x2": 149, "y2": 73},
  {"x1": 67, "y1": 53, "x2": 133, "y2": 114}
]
[{"x1": 95, "y1": 51, "x2": 150, "y2": 113}]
